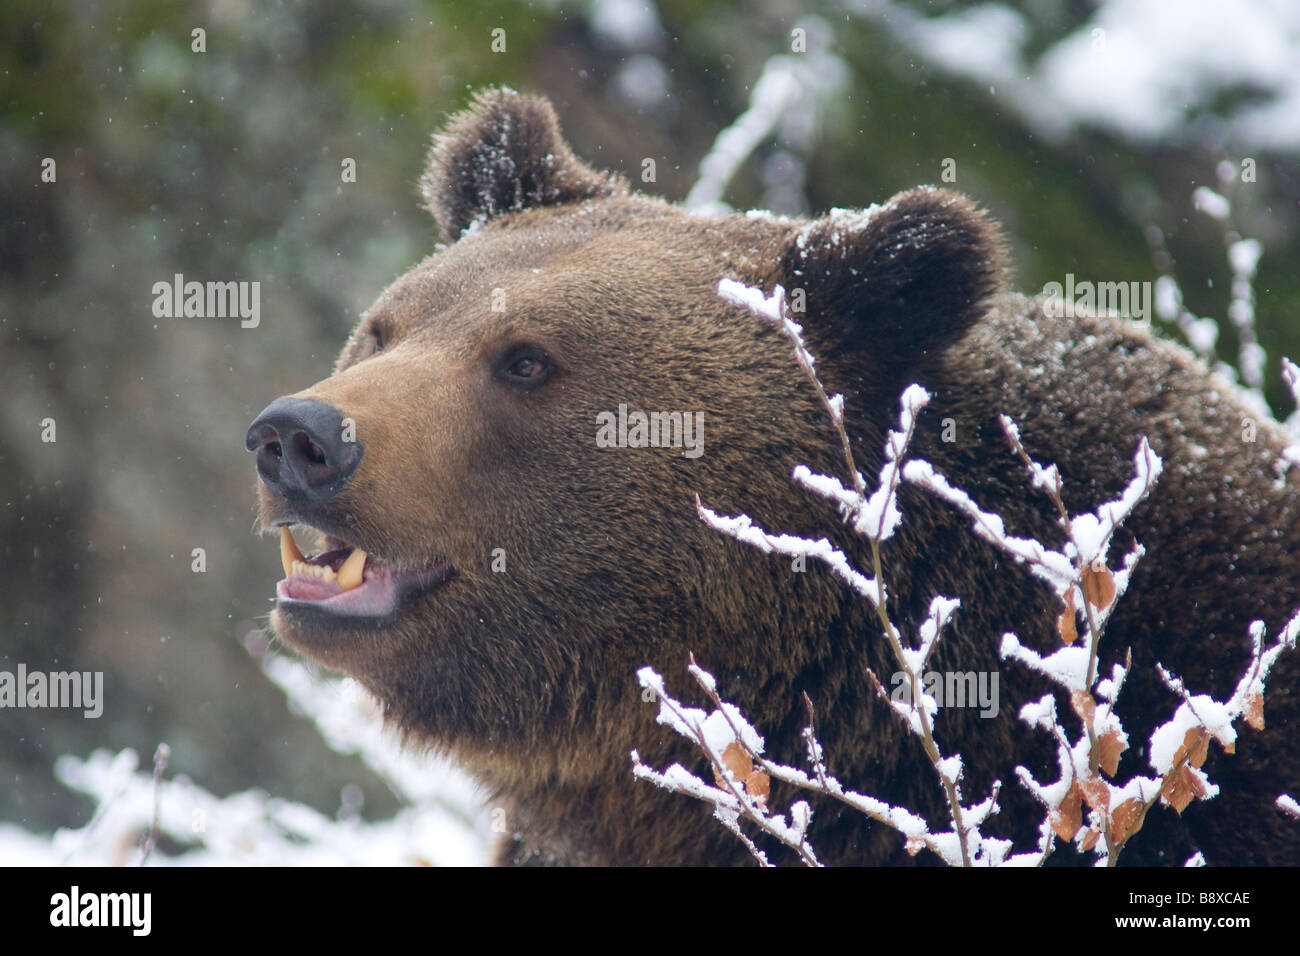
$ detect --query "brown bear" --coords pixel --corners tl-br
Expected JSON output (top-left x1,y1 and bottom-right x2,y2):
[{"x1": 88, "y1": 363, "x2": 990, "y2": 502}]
[{"x1": 246, "y1": 87, "x2": 1300, "y2": 866}]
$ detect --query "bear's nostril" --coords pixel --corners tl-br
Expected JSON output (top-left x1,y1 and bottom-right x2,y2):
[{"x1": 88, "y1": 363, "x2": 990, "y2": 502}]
[
  {"x1": 246, "y1": 397, "x2": 363, "y2": 503},
  {"x1": 294, "y1": 432, "x2": 327, "y2": 465}
]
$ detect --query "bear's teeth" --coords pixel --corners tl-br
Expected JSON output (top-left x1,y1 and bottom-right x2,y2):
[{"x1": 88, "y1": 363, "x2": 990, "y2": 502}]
[
  {"x1": 289, "y1": 559, "x2": 336, "y2": 581},
  {"x1": 337, "y1": 548, "x2": 367, "y2": 591},
  {"x1": 281, "y1": 526, "x2": 364, "y2": 589},
  {"x1": 281, "y1": 527, "x2": 305, "y2": 576}
]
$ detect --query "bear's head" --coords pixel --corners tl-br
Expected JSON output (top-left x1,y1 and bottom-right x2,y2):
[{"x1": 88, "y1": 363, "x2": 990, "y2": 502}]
[{"x1": 246, "y1": 88, "x2": 1004, "y2": 827}]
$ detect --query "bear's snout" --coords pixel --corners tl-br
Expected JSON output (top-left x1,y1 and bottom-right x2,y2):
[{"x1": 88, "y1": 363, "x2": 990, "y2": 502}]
[{"x1": 246, "y1": 396, "x2": 363, "y2": 503}]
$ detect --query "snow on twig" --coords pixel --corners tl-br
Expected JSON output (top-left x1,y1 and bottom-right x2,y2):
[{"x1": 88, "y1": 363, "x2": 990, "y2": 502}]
[
  {"x1": 632, "y1": 663, "x2": 1012, "y2": 866},
  {"x1": 1278, "y1": 795, "x2": 1300, "y2": 821},
  {"x1": 631, "y1": 275, "x2": 1299, "y2": 867}
]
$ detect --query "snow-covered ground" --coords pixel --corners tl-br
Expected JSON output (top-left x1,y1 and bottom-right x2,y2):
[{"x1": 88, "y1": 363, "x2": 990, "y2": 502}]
[{"x1": 1, "y1": 654, "x2": 493, "y2": 866}]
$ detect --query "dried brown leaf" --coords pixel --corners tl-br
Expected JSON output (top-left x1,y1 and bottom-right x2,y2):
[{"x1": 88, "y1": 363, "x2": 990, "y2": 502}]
[
  {"x1": 1082, "y1": 559, "x2": 1117, "y2": 609},
  {"x1": 1186, "y1": 727, "x2": 1210, "y2": 769},
  {"x1": 1245, "y1": 692, "x2": 1265, "y2": 731},
  {"x1": 1080, "y1": 775, "x2": 1111, "y2": 813},
  {"x1": 713, "y1": 741, "x2": 753, "y2": 789},
  {"x1": 1051, "y1": 782, "x2": 1083, "y2": 841},
  {"x1": 1171, "y1": 726, "x2": 1208, "y2": 769},
  {"x1": 1071, "y1": 689, "x2": 1096, "y2": 724},
  {"x1": 1162, "y1": 765, "x2": 1199, "y2": 814},
  {"x1": 1058, "y1": 591, "x2": 1078, "y2": 645},
  {"x1": 1097, "y1": 729, "x2": 1127, "y2": 777},
  {"x1": 1111, "y1": 798, "x2": 1146, "y2": 845}
]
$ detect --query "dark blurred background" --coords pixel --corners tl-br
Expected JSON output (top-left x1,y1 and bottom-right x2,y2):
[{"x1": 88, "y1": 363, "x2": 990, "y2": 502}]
[{"x1": 3, "y1": 0, "x2": 1298, "y2": 842}]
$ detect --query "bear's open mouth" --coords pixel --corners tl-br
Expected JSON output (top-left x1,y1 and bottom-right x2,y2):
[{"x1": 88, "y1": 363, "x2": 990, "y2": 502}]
[{"x1": 275, "y1": 525, "x2": 452, "y2": 618}]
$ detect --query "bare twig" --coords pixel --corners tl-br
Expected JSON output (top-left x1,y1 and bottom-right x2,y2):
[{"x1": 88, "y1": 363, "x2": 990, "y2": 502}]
[{"x1": 139, "y1": 742, "x2": 170, "y2": 867}]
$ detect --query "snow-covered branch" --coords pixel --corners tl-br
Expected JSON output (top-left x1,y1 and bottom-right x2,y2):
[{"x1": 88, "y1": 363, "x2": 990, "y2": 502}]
[
  {"x1": 632, "y1": 275, "x2": 1300, "y2": 866},
  {"x1": 633, "y1": 663, "x2": 1012, "y2": 866}
]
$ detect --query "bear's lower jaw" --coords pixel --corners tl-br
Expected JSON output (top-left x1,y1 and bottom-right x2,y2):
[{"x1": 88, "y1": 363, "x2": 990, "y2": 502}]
[
  {"x1": 271, "y1": 524, "x2": 453, "y2": 621},
  {"x1": 270, "y1": 535, "x2": 454, "y2": 670},
  {"x1": 270, "y1": 557, "x2": 453, "y2": 666},
  {"x1": 275, "y1": 560, "x2": 451, "y2": 619}
]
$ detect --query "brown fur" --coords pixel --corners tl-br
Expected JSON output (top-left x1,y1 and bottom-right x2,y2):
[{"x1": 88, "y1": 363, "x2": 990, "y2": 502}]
[{"x1": 252, "y1": 88, "x2": 1300, "y2": 865}]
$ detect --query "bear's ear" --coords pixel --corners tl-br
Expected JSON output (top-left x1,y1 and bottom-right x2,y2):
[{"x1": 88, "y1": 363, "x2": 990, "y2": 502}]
[
  {"x1": 782, "y1": 187, "x2": 1007, "y2": 363},
  {"x1": 421, "y1": 87, "x2": 626, "y2": 241}
]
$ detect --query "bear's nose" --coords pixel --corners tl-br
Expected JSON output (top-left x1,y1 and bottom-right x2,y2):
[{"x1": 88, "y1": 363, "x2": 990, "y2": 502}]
[{"x1": 245, "y1": 397, "x2": 363, "y2": 503}]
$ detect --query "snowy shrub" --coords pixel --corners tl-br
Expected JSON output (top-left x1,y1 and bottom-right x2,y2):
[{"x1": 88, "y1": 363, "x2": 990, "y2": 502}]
[
  {"x1": 631, "y1": 277, "x2": 1300, "y2": 867},
  {"x1": 0, "y1": 645, "x2": 491, "y2": 866}
]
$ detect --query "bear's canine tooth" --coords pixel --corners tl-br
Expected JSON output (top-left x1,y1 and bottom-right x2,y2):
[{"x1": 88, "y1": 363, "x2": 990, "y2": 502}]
[
  {"x1": 281, "y1": 527, "x2": 305, "y2": 576},
  {"x1": 337, "y1": 548, "x2": 367, "y2": 591}
]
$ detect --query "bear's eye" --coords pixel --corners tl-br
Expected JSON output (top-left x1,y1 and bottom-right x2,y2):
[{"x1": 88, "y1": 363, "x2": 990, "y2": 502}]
[
  {"x1": 508, "y1": 357, "x2": 543, "y2": 378},
  {"x1": 371, "y1": 327, "x2": 384, "y2": 354},
  {"x1": 498, "y1": 349, "x2": 552, "y2": 387}
]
